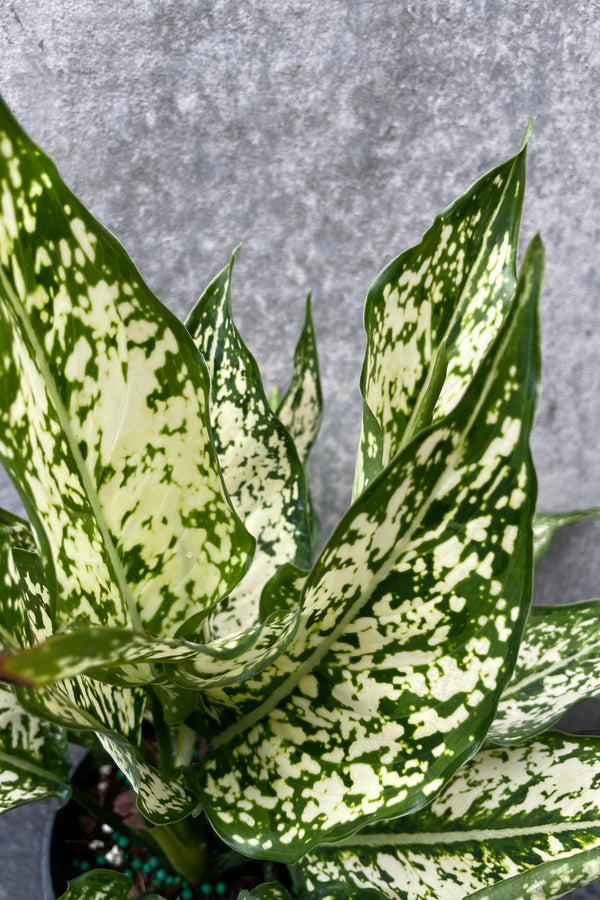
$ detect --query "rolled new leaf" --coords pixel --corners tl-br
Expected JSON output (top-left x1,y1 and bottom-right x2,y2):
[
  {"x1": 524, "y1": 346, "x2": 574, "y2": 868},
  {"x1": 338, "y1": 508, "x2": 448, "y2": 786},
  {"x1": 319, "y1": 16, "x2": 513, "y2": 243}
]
[
  {"x1": 0, "y1": 97, "x2": 254, "y2": 638},
  {"x1": 188, "y1": 237, "x2": 542, "y2": 860},
  {"x1": 277, "y1": 294, "x2": 323, "y2": 466},
  {"x1": 291, "y1": 733, "x2": 600, "y2": 900},
  {"x1": 276, "y1": 295, "x2": 323, "y2": 554},
  {"x1": 354, "y1": 124, "x2": 531, "y2": 497},
  {"x1": 489, "y1": 598, "x2": 600, "y2": 745},
  {"x1": 186, "y1": 252, "x2": 311, "y2": 640}
]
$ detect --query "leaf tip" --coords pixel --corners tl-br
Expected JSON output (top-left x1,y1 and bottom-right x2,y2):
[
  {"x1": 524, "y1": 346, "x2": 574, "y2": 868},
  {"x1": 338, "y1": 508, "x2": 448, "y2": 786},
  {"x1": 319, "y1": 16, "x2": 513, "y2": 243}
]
[{"x1": 519, "y1": 117, "x2": 537, "y2": 153}]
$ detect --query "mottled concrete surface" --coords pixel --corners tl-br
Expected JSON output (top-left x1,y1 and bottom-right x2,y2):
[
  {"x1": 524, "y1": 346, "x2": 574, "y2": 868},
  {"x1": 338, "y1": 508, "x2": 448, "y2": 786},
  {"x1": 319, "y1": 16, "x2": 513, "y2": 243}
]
[{"x1": 0, "y1": 1, "x2": 599, "y2": 897}]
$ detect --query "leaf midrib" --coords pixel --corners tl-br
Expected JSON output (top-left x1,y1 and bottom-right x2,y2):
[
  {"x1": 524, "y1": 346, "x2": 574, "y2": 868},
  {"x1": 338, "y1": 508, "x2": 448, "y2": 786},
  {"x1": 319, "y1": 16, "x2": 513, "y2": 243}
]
[
  {"x1": 0, "y1": 268, "x2": 142, "y2": 631},
  {"x1": 336, "y1": 819, "x2": 600, "y2": 848}
]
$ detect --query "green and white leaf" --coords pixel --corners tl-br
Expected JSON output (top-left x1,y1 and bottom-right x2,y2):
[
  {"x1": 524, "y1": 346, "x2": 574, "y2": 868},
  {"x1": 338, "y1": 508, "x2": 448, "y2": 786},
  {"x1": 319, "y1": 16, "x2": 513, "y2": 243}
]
[
  {"x1": 18, "y1": 678, "x2": 183, "y2": 827},
  {"x1": 0, "y1": 514, "x2": 146, "y2": 746},
  {"x1": 18, "y1": 676, "x2": 145, "y2": 746},
  {"x1": 189, "y1": 238, "x2": 541, "y2": 860},
  {"x1": 186, "y1": 252, "x2": 310, "y2": 641},
  {"x1": 0, "y1": 96, "x2": 253, "y2": 638},
  {"x1": 354, "y1": 126, "x2": 530, "y2": 497},
  {"x1": 0, "y1": 608, "x2": 300, "y2": 691},
  {"x1": 57, "y1": 869, "x2": 163, "y2": 900},
  {"x1": 533, "y1": 509, "x2": 599, "y2": 563},
  {"x1": 276, "y1": 296, "x2": 323, "y2": 553},
  {"x1": 0, "y1": 682, "x2": 70, "y2": 812},
  {"x1": 489, "y1": 599, "x2": 600, "y2": 745},
  {"x1": 96, "y1": 731, "x2": 198, "y2": 825},
  {"x1": 238, "y1": 884, "x2": 294, "y2": 900},
  {"x1": 277, "y1": 295, "x2": 323, "y2": 466},
  {"x1": 291, "y1": 733, "x2": 600, "y2": 900},
  {"x1": 0, "y1": 506, "x2": 54, "y2": 651},
  {"x1": 0, "y1": 506, "x2": 36, "y2": 553}
]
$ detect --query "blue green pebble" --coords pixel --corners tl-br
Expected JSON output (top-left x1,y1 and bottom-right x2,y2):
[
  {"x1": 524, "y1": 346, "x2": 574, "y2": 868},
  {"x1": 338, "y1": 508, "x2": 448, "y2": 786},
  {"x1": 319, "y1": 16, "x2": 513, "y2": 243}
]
[
  {"x1": 200, "y1": 884, "x2": 212, "y2": 895},
  {"x1": 216, "y1": 883, "x2": 227, "y2": 896},
  {"x1": 131, "y1": 858, "x2": 142, "y2": 870},
  {"x1": 182, "y1": 889, "x2": 194, "y2": 900}
]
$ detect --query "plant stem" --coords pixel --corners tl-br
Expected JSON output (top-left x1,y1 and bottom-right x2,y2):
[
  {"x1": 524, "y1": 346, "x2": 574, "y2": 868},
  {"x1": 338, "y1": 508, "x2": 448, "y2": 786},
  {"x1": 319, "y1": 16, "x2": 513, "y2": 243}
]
[
  {"x1": 175, "y1": 723, "x2": 196, "y2": 767},
  {"x1": 148, "y1": 687, "x2": 174, "y2": 770},
  {"x1": 145, "y1": 817, "x2": 211, "y2": 884}
]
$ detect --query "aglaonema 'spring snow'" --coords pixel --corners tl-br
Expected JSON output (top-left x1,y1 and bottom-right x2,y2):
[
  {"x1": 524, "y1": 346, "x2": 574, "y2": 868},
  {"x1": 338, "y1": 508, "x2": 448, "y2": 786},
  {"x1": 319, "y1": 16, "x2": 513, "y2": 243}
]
[{"x1": 0, "y1": 98, "x2": 598, "y2": 900}]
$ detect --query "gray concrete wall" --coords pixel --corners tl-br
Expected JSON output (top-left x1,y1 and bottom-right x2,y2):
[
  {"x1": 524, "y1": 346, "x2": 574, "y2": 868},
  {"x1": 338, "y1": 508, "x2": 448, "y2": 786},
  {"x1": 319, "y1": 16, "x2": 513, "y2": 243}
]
[{"x1": 0, "y1": 2, "x2": 599, "y2": 898}]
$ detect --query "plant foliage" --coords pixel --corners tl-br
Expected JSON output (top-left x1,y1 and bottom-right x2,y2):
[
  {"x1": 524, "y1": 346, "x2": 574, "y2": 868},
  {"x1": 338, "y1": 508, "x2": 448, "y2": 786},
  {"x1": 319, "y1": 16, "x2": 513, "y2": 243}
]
[{"x1": 0, "y1": 97, "x2": 597, "y2": 900}]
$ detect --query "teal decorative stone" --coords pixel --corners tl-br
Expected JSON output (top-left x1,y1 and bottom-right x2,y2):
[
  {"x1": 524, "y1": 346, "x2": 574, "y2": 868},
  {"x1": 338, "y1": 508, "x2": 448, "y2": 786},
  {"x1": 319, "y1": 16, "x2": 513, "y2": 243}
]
[
  {"x1": 96, "y1": 854, "x2": 107, "y2": 866},
  {"x1": 200, "y1": 883, "x2": 212, "y2": 896},
  {"x1": 182, "y1": 889, "x2": 194, "y2": 900},
  {"x1": 117, "y1": 835, "x2": 130, "y2": 848},
  {"x1": 215, "y1": 882, "x2": 227, "y2": 896},
  {"x1": 79, "y1": 861, "x2": 90, "y2": 872},
  {"x1": 131, "y1": 858, "x2": 142, "y2": 870}
]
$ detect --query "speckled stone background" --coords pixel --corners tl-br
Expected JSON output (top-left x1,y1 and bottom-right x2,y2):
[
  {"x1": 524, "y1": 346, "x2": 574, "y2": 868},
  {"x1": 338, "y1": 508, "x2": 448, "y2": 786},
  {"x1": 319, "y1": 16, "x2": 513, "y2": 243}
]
[{"x1": 0, "y1": 1, "x2": 599, "y2": 897}]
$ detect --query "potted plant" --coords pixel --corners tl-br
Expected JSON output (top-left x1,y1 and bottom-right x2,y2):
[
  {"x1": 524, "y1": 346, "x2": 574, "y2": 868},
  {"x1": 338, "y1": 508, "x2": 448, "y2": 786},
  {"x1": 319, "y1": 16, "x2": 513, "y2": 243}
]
[{"x1": 0, "y1": 94, "x2": 599, "y2": 900}]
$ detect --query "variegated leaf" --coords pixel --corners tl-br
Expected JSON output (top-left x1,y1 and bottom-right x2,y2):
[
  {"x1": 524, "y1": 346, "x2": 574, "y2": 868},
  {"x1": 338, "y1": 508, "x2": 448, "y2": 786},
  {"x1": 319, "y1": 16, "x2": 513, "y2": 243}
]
[
  {"x1": 0, "y1": 608, "x2": 299, "y2": 691},
  {"x1": 18, "y1": 676, "x2": 145, "y2": 747},
  {"x1": 489, "y1": 599, "x2": 600, "y2": 745},
  {"x1": 96, "y1": 732, "x2": 198, "y2": 825},
  {"x1": 57, "y1": 869, "x2": 163, "y2": 900},
  {"x1": 0, "y1": 515, "x2": 146, "y2": 747},
  {"x1": 354, "y1": 125, "x2": 531, "y2": 498},
  {"x1": 0, "y1": 506, "x2": 55, "y2": 654},
  {"x1": 186, "y1": 253, "x2": 311, "y2": 641},
  {"x1": 188, "y1": 238, "x2": 542, "y2": 860},
  {"x1": 0, "y1": 682, "x2": 70, "y2": 812},
  {"x1": 276, "y1": 296, "x2": 323, "y2": 554},
  {"x1": 17, "y1": 677, "x2": 183, "y2": 829},
  {"x1": 0, "y1": 516, "x2": 30, "y2": 650},
  {"x1": 291, "y1": 733, "x2": 600, "y2": 900},
  {"x1": 277, "y1": 295, "x2": 323, "y2": 466},
  {"x1": 0, "y1": 506, "x2": 36, "y2": 553},
  {"x1": 533, "y1": 509, "x2": 599, "y2": 563},
  {"x1": 238, "y1": 884, "x2": 294, "y2": 900},
  {"x1": 0, "y1": 96, "x2": 253, "y2": 638}
]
